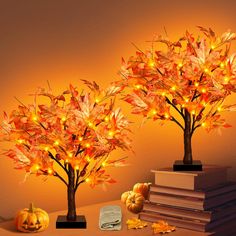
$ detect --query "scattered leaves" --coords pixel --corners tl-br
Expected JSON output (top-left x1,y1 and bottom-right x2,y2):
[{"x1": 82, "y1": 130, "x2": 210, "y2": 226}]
[
  {"x1": 152, "y1": 220, "x2": 176, "y2": 234},
  {"x1": 126, "y1": 217, "x2": 148, "y2": 229}
]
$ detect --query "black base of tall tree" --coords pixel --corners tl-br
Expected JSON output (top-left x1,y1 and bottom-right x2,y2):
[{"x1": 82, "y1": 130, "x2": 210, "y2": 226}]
[
  {"x1": 56, "y1": 215, "x2": 87, "y2": 229},
  {"x1": 173, "y1": 160, "x2": 202, "y2": 171}
]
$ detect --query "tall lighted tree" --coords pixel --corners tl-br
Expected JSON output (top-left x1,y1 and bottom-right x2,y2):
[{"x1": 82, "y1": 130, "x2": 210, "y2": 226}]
[
  {"x1": 117, "y1": 27, "x2": 236, "y2": 170},
  {"x1": 0, "y1": 81, "x2": 131, "y2": 226}
]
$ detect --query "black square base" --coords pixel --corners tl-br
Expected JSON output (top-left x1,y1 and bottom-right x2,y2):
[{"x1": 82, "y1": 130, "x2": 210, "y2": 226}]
[
  {"x1": 56, "y1": 215, "x2": 87, "y2": 229},
  {"x1": 173, "y1": 160, "x2": 202, "y2": 171}
]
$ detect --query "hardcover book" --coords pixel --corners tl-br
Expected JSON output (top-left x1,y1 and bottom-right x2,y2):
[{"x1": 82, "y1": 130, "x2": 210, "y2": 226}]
[
  {"x1": 151, "y1": 166, "x2": 229, "y2": 190},
  {"x1": 143, "y1": 200, "x2": 236, "y2": 222}
]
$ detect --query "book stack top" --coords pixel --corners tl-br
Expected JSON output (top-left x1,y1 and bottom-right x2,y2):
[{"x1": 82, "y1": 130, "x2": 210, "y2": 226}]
[{"x1": 151, "y1": 165, "x2": 230, "y2": 190}]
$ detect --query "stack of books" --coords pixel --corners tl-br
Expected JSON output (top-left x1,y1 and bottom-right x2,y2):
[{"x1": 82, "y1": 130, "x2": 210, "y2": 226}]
[{"x1": 139, "y1": 166, "x2": 236, "y2": 234}]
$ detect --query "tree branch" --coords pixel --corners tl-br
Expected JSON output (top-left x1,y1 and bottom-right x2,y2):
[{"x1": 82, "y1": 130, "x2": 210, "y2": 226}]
[
  {"x1": 166, "y1": 97, "x2": 185, "y2": 119},
  {"x1": 48, "y1": 152, "x2": 68, "y2": 174},
  {"x1": 170, "y1": 116, "x2": 184, "y2": 130},
  {"x1": 54, "y1": 172, "x2": 68, "y2": 186}
]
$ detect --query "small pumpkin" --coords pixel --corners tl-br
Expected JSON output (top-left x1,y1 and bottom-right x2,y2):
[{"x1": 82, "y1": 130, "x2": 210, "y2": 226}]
[
  {"x1": 133, "y1": 182, "x2": 151, "y2": 200},
  {"x1": 15, "y1": 203, "x2": 49, "y2": 233},
  {"x1": 126, "y1": 192, "x2": 144, "y2": 214},
  {"x1": 121, "y1": 191, "x2": 133, "y2": 204}
]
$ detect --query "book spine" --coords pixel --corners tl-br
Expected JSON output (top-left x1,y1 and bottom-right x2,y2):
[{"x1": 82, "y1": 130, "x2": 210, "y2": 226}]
[
  {"x1": 139, "y1": 212, "x2": 205, "y2": 232},
  {"x1": 149, "y1": 193, "x2": 204, "y2": 210},
  {"x1": 150, "y1": 185, "x2": 205, "y2": 199},
  {"x1": 143, "y1": 202, "x2": 211, "y2": 222}
]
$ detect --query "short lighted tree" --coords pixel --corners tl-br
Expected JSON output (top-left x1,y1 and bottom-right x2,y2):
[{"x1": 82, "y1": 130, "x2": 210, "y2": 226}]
[
  {"x1": 118, "y1": 27, "x2": 236, "y2": 170},
  {"x1": 0, "y1": 81, "x2": 131, "y2": 227}
]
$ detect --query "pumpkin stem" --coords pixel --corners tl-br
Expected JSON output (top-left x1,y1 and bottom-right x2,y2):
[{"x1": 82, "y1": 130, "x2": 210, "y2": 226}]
[{"x1": 29, "y1": 203, "x2": 34, "y2": 213}]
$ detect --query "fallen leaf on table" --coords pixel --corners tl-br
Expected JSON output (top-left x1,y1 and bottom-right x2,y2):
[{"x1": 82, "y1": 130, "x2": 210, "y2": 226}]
[
  {"x1": 126, "y1": 217, "x2": 148, "y2": 229},
  {"x1": 152, "y1": 220, "x2": 176, "y2": 234}
]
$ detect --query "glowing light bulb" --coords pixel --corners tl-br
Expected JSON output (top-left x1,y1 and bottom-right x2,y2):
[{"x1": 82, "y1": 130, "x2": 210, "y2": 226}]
[
  {"x1": 135, "y1": 84, "x2": 141, "y2": 89},
  {"x1": 104, "y1": 116, "x2": 109, "y2": 122},
  {"x1": 95, "y1": 98, "x2": 100, "y2": 103},
  {"x1": 201, "y1": 88, "x2": 207, "y2": 93},
  {"x1": 78, "y1": 137, "x2": 83, "y2": 142},
  {"x1": 211, "y1": 45, "x2": 215, "y2": 50},
  {"x1": 164, "y1": 113, "x2": 170, "y2": 119},
  {"x1": 148, "y1": 60, "x2": 155, "y2": 67},
  {"x1": 61, "y1": 116, "x2": 66, "y2": 122},
  {"x1": 178, "y1": 63, "x2": 183, "y2": 68},
  {"x1": 88, "y1": 122, "x2": 93, "y2": 127},
  {"x1": 17, "y1": 139, "x2": 24, "y2": 144},
  {"x1": 108, "y1": 131, "x2": 114, "y2": 137},
  {"x1": 202, "y1": 122, "x2": 206, "y2": 127},
  {"x1": 32, "y1": 115, "x2": 38, "y2": 121},
  {"x1": 161, "y1": 92, "x2": 166, "y2": 96},
  {"x1": 85, "y1": 178, "x2": 90, "y2": 183},
  {"x1": 204, "y1": 68, "x2": 209, "y2": 73},
  {"x1": 151, "y1": 109, "x2": 157, "y2": 115},
  {"x1": 224, "y1": 76, "x2": 230, "y2": 83},
  {"x1": 85, "y1": 143, "x2": 91, "y2": 148},
  {"x1": 31, "y1": 164, "x2": 40, "y2": 172},
  {"x1": 194, "y1": 82, "x2": 199, "y2": 87},
  {"x1": 75, "y1": 165, "x2": 79, "y2": 170},
  {"x1": 68, "y1": 152, "x2": 73, "y2": 158},
  {"x1": 220, "y1": 62, "x2": 225, "y2": 68},
  {"x1": 47, "y1": 168, "x2": 53, "y2": 174},
  {"x1": 184, "y1": 98, "x2": 189, "y2": 103},
  {"x1": 54, "y1": 140, "x2": 60, "y2": 146},
  {"x1": 171, "y1": 86, "x2": 177, "y2": 91}
]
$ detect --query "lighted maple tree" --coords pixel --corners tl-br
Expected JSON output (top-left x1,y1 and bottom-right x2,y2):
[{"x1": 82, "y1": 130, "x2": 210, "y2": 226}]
[
  {"x1": 0, "y1": 81, "x2": 131, "y2": 221},
  {"x1": 117, "y1": 27, "x2": 236, "y2": 165}
]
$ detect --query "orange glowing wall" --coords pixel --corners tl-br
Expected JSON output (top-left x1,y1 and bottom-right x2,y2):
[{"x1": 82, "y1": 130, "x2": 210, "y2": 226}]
[{"x1": 1, "y1": 0, "x2": 236, "y2": 219}]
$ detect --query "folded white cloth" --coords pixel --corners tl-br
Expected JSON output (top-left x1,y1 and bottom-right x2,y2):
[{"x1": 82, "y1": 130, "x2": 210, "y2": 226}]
[{"x1": 99, "y1": 205, "x2": 122, "y2": 230}]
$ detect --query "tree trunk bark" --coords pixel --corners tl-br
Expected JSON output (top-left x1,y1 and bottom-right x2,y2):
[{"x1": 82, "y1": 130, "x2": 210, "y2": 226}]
[
  {"x1": 183, "y1": 110, "x2": 193, "y2": 164},
  {"x1": 67, "y1": 164, "x2": 76, "y2": 221}
]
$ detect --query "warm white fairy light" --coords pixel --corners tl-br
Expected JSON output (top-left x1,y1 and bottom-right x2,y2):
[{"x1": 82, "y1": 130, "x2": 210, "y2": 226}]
[
  {"x1": 74, "y1": 165, "x2": 79, "y2": 171},
  {"x1": 61, "y1": 116, "x2": 67, "y2": 122},
  {"x1": 47, "y1": 168, "x2": 53, "y2": 174},
  {"x1": 164, "y1": 113, "x2": 170, "y2": 119},
  {"x1": 104, "y1": 116, "x2": 109, "y2": 122},
  {"x1": 54, "y1": 140, "x2": 60, "y2": 146},
  {"x1": 85, "y1": 143, "x2": 91, "y2": 148},
  {"x1": 17, "y1": 139, "x2": 24, "y2": 144},
  {"x1": 108, "y1": 131, "x2": 114, "y2": 137},
  {"x1": 171, "y1": 86, "x2": 177, "y2": 91},
  {"x1": 32, "y1": 115, "x2": 38, "y2": 121},
  {"x1": 220, "y1": 62, "x2": 225, "y2": 68}
]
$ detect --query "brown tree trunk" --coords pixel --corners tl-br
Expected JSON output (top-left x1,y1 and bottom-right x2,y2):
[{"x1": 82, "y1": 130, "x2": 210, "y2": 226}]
[
  {"x1": 183, "y1": 110, "x2": 193, "y2": 164},
  {"x1": 67, "y1": 164, "x2": 76, "y2": 221}
]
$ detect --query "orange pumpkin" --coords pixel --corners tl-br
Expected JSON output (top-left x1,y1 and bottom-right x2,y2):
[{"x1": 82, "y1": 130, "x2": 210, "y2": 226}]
[
  {"x1": 121, "y1": 191, "x2": 133, "y2": 204},
  {"x1": 126, "y1": 192, "x2": 144, "y2": 213},
  {"x1": 15, "y1": 203, "x2": 49, "y2": 233},
  {"x1": 133, "y1": 182, "x2": 151, "y2": 199}
]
